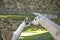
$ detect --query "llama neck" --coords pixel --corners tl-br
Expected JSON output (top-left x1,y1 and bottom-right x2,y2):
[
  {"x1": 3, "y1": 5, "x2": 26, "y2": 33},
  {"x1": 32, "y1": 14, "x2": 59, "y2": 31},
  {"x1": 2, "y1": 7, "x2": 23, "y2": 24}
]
[
  {"x1": 14, "y1": 21, "x2": 26, "y2": 38},
  {"x1": 39, "y1": 16, "x2": 60, "y2": 39}
]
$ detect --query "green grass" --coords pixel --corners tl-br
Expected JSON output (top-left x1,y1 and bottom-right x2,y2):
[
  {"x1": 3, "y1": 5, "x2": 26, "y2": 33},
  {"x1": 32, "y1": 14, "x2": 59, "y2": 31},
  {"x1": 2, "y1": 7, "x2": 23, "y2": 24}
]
[
  {"x1": 19, "y1": 30, "x2": 54, "y2": 40},
  {"x1": 18, "y1": 26, "x2": 54, "y2": 40},
  {"x1": 0, "y1": 15, "x2": 35, "y2": 20}
]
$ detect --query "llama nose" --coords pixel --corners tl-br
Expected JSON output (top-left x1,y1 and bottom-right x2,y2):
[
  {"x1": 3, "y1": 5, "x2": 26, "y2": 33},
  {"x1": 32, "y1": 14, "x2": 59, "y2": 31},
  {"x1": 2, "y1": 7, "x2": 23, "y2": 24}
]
[{"x1": 26, "y1": 22, "x2": 29, "y2": 25}]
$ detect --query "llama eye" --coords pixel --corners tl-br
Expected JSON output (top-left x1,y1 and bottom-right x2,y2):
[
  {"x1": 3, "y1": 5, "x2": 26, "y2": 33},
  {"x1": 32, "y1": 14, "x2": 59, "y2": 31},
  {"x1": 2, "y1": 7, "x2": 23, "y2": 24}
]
[{"x1": 27, "y1": 20, "x2": 29, "y2": 21}]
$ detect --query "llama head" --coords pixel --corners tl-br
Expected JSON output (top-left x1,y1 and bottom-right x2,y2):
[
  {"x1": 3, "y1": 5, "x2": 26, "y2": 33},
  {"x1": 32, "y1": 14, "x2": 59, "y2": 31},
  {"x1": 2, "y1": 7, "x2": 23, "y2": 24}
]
[
  {"x1": 31, "y1": 12, "x2": 42, "y2": 25},
  {"x1": 24, "y1": 17, "x2": 31, "y2": 26}
]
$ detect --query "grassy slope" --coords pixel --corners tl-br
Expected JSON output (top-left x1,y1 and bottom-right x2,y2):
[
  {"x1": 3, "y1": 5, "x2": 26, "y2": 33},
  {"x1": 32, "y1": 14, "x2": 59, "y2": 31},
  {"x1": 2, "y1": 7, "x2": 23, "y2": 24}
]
[
  {"x1": 19, "y1": 30, "x2": 54, "y2": 40},
  {"x1": 0, "y1": 15, "x2": 35, "y2": 21},
  {"x1": 18, "y1": 26, "x2": 54, "y2": 40},
  {"x1": 19, "y1": 33, "x2": 54, "y2": 40}
]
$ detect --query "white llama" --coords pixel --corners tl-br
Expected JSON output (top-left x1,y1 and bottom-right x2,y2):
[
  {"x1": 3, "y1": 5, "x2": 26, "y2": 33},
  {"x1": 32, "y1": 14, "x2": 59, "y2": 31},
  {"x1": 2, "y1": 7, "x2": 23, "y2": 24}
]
[
  {"x1": 31, "y1": 13, "x2": 60, "y2": 40},
  {"x1": 0, "y1": 17, "x2": 30, "y2": 40},
  {"x1": 11, "y1": 17, "x2": 30, "y2": 40}
]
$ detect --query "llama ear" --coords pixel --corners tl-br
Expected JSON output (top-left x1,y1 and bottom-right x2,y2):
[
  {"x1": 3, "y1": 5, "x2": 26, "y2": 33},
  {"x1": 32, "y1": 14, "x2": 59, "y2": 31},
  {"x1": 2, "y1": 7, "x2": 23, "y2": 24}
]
[
  {"x1": 33, "y1": 12, "x2": 43, "y2": 18},
  {"x1": 33, "y1": 12, "x2": 40, "y2": 16}
]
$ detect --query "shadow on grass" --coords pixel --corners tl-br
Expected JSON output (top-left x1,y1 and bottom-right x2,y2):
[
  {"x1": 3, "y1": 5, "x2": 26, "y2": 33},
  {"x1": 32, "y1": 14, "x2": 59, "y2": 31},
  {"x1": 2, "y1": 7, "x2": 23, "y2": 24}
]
[{"x1": 19, "y1": 32, "x2": 54, "y2": 40}]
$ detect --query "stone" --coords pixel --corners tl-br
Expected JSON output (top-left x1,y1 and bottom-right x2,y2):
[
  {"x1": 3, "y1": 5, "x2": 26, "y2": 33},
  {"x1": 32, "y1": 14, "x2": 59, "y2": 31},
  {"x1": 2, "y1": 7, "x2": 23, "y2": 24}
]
[{"x1": 0, "y1": 0, "x2": 60, "y2": 14}]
